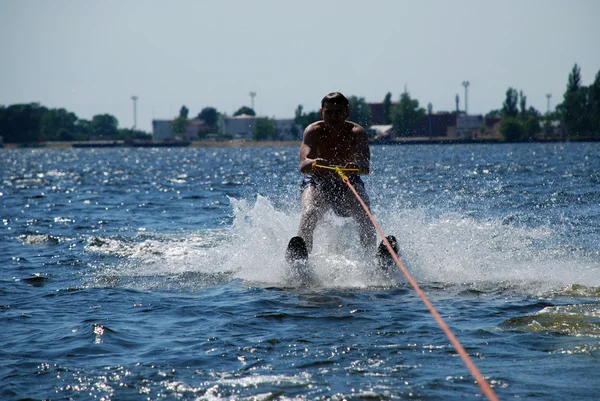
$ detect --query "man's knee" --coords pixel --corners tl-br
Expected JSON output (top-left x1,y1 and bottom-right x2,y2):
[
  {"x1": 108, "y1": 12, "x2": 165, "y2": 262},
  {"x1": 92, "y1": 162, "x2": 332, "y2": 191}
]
[
  {"x1": 350, "y1": 206, "x2": 373, "y2": 229},
  {"x1": 302, "y1": 186, "x2": 325, "y2": 208}
]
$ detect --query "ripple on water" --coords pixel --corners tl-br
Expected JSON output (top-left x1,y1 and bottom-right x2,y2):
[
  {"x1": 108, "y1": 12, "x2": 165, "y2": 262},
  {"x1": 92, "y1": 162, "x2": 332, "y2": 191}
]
[{"x1": 501, "y1": 303, "x2": 600, "y2": 338}]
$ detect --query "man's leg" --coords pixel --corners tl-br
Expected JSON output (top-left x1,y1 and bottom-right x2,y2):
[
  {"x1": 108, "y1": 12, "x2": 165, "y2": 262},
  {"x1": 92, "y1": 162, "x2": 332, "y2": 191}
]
[
  {"x1": 346, "y1": 192, "x2": 376, "y2": 253},
  {"x1": 298, "y1": 186, "x2": 327, "y2": 254}
]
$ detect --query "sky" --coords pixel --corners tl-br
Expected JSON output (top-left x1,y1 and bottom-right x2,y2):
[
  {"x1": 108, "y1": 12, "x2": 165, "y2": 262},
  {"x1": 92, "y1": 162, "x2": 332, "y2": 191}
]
[{"x1": 1, "y1": 0, "x2": 599, "y2": 132}]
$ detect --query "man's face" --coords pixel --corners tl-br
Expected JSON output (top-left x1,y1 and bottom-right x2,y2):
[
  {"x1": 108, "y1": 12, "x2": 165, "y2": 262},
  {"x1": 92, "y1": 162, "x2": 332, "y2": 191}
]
[{"x1": 321, "y1": 103, "x2": 349, "y2": 126}]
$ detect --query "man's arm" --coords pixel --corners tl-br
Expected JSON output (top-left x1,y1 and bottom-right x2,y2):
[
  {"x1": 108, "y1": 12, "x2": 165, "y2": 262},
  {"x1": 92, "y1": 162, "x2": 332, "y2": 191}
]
[
  {"x1": 299, "y1": 124, "x2": 321, "y2": 174},
  {"x1": 353, "y1": 125, "x2": 371, "y2": 175}
]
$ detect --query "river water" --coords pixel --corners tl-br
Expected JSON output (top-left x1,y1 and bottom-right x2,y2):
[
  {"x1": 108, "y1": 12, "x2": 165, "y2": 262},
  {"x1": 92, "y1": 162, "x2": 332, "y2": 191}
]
[{"x1": 1, "y1": 143, "x2": 599, "y2": 400}]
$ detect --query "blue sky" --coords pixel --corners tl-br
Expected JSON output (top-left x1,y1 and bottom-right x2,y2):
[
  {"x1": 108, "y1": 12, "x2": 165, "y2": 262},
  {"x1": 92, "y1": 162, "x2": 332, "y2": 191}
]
[{"x1": 1, "y1": 0, "x2": 599, "y2": 132}]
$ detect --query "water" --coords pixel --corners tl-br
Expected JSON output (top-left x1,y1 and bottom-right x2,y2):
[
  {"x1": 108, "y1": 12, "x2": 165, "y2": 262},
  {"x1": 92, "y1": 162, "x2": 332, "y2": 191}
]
[{"x1": 1, "y1": 143, "x2": 599, "y2": 400}]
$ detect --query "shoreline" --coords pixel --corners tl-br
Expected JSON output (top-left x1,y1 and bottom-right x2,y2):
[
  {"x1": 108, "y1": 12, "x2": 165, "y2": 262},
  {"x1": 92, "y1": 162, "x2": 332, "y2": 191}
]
[
  {"x1": 1, "y1": 140, "x2": 303, "y2": 149},
  {"x1": 1, "y1": 137, "x2": 596, "y2": 149}
]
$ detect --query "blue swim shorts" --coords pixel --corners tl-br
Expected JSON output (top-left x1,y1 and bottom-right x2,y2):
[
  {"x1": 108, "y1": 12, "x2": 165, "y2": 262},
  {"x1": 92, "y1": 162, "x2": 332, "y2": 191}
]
[{"x1": 300, "y1": 174, "x2": 370, "y2": 217}]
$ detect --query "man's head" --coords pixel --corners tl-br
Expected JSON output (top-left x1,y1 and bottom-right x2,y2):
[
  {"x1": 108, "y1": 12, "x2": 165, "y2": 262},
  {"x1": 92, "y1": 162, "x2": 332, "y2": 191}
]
[
  {"x1": 321, "y1": 92, "x2": 349, "y2": 109},
  {"x1": 320, "y1": 92, "x2": 350, "y2": 127}
]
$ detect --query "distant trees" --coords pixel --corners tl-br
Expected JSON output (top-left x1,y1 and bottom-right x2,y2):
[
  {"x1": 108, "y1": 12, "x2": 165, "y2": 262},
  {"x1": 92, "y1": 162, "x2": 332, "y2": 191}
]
[
  {"x1": 253, "y1": 117, "x2": 276, "y2": 141},
  {"x1": 171, "y1": 105, "x2": 190, "y2": 135},
  {"x1": 233, "y1": 106, "x2": 255, "y2": 117},
  {"x1": 0, "y1": 103, "x2": 47, "y2": 143},
  {"x1": 40, "y1": 108, "x2": 78, "y2": 141},
  {"x1": 494, "y1": 64, "x2": 599, "y2": 141},
  {"x1": 91, "y1": 114, "x2": 119, "y2": 138},
  {"x1": 75, "y1": 119, "x2": 93, "y2": 138},
  {"x1": 197, "y1": 107, "x2": 220, "y2": 131},
  {"x1": 499, "y1": 118, "x2": 523, "y2": 142},
  {"x1": 556, "y1": 64, "x2": 599, "y2": 138},
  {"x1": 591, "y1": 71, "x2": 600, "y2": 135},
  {"x1": 499, "y1": 88, "x2": 541, "y2": 142},
  {"x1": 3, "y1": 63, "x2": 599, "y2": 145},
  {"x1": 179, "y1": 105, "x2": 189, "y2": 119},
  {"x1": 557, "y1": 64, "x2": 586, "y2": 137},
  {"x1": 382, "y1": 92, "x2": 393, "y2": 124},
  {"x1": 194, "y1": 106, "x2": 221, "y2": 138},
  {"x1": 391, "y1": 91, "x2": 425, "y2": 137},
  {"x1": 0, "y1": 103, "x2": 151, "y2": 143},
  {"x1": 502, "y1": 88, "x2": 519, "y2": 118},
  {"x1": 348, "y1": 96, "x2": 371, "y2": 128},
  {"x1": 294, "y1": 105, "x2": 320, "y2": 131},
  {"x1": 485, "y1": 109, "x2": 502, "y2": 118}
]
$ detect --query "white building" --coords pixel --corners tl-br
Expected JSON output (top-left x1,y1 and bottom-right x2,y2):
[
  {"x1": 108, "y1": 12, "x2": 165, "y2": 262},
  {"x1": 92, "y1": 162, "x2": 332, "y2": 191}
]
[
  {"x1": 367, "y1": 124, "x2": 394, "y2": 140},
  {"x1": 220, "y1": 115, "x2": 302, "y2": 140},
  {"x1": 152, "y1": 120, "x2": 175, "y2": 142},
  {"x1": 456, "y1": 115, "x2": 483, "y2": 139},
  {"x1": 221, "y1": 114, "x2": 255, "y2": 139},
  {"x1": 152, "y1": 118, "x2": 206, "y2": 142},
  {"x1": 184, "y1": 119, "x2": 208, "y2": 141},
  {"x1": 154, "y1": 114, "x2": 301, "y2": 141}
]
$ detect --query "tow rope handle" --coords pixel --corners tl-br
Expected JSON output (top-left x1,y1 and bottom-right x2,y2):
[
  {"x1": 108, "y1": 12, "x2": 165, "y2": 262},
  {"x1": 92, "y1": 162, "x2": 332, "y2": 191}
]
[{"x1": 312, "y1": 163, "x2": 500, "y2": 401}]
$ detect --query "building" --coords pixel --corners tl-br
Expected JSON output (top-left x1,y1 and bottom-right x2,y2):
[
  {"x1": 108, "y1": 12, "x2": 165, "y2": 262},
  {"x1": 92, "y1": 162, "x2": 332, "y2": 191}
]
[
  {"x1": 456, "y1": 115, "x2": 484, "y2": 139},
  {"x1": 185, "y1": 119, "x2": 210, "y2": 141},
  {"x1": 369, "y1": 103, "x2": 387, "y2": 125},
  {"x1": 152, "y1": 118, "x2": 207, "y2": 142},
  {"x1": 273, "y1": 118, "x2": 303, "y2": 140},
  {"x1": 152, "y1": 120, "x2": 175, "y2": 142},
  {"x1": 369, "y1": 125, "x2": 394, "y2": 141},
  {"x1": 370, "y1": 112, "x2": 504, "y2": 141},
  {"x1": 221, "y1": 114, "x2": 255, "y2": 139},
  {"x1": 474, "y1": 117, "x2": 502, "y2": 140},
  {"x1": 411, "y1": 113, "x2": 458, "y2": 138},
  {"x1": 220, "y1": 115, "x2": 302, "y2": 140}
]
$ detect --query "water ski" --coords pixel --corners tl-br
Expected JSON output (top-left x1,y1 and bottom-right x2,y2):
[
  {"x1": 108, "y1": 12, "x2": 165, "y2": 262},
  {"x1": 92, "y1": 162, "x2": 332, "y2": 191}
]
[
  {"x1": 285, "y1": 236, "x2": 313, "y2": 284},
  {"x1": 376, "y1": 235, "x2": 399, "y2": 273},
  {"x1": 286, "y1": 236, "x2": 308, "y2": 262}
]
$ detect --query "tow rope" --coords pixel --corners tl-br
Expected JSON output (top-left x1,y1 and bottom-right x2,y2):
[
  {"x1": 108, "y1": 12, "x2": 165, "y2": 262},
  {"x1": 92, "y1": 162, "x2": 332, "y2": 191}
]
[{"x1": 313, "y1": 163, "x2": 499, "y2": 401}]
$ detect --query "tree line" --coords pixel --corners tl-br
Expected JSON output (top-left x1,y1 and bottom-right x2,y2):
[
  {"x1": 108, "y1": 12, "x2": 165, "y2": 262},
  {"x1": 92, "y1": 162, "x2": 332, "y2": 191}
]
[
  {"x1": 293, "y1": 63, "x2": 600, "y2": 142},
  {"x1": 2, "y1": 64, "x2": 598, "y2": 144},
  {"x1": 486, "y1": 64, "x2": 600, "y2": 141},
  {"x1": 0, "y1": 103, "x2": 151, "y2": 144}
]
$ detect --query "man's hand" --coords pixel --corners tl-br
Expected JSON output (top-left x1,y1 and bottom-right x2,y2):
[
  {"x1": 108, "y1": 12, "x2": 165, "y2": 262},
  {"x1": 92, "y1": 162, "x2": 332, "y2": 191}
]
[
  {"x1": 313, "y1": 158, "x2": 331, "y2": 168},
  {"x1": 344, "y1": 162, "x2": 360, "y2": 171}
]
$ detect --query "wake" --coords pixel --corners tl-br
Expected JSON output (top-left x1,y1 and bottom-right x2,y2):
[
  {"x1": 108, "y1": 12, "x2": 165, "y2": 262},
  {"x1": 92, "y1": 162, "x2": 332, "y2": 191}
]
[{"x1": 85, "y1": 195, "x2": 600, "y2": 295}]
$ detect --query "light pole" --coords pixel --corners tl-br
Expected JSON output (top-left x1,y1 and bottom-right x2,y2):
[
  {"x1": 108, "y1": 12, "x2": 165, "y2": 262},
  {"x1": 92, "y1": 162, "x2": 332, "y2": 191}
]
[
  {"x1": 427, "y1": 102, "x2": 433, "y2": 139},
  {"x1": 249, "y1": 91, "x2": 256, "y2": 112},
  {"x1": 462, "y1": 81, "x2": 470, "y2": 114},
  {"x1": 546, "y1": 93, "x2": 552, "y2": 115},
  {"x1": 131, "y1": 96, "x2": 138, "y2": 129}
]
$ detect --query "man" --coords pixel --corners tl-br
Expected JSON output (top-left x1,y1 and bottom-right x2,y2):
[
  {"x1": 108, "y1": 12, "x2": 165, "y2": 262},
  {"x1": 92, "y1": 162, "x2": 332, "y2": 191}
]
[{"x1": 286, "y1": 92, "x2": 396, "y2": 265}]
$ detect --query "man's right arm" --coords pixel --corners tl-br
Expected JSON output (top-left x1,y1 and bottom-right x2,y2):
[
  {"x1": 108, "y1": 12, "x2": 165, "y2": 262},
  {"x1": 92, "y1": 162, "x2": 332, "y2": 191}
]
[{"x1": 299, "y1": 125, "x2": 318, "y2": 174}]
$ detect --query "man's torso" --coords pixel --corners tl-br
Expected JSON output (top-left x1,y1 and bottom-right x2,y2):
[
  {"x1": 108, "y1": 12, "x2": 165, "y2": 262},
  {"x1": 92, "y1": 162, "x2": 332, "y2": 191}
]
[{"x1": 310, "y1": 121, "x2": 360, "y2": 166}]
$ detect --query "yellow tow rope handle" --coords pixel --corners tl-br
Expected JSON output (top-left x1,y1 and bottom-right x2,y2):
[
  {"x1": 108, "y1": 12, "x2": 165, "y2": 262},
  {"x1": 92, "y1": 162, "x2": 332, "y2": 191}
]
[{"x1": 312, "y1": 163, "x2": 359, "y2": 181}]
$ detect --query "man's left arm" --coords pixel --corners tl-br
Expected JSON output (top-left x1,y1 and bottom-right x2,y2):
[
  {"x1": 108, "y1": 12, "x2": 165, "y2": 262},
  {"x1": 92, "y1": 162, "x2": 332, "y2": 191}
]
[{"x1": 354, "y1": 126, "x2": 370, "y2": 175}]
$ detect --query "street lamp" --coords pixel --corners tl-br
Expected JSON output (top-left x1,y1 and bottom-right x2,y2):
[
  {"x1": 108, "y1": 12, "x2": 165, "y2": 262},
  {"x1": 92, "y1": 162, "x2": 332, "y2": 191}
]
[
  {"x1": 427, "y1": 102, "x2": 433, "y2": 138},
  {"x1": 249, "y1": 91, "x2": 256, "y2": 111},
  {"x1": 546, "y1": 93, "x2": 552, "y2": 115},
  {"x1": 462, "y1": 81, "x2": 470, "y2": 114},
  {"x1": 131, "y1": 96, "x2": 138, "y2": 129}
]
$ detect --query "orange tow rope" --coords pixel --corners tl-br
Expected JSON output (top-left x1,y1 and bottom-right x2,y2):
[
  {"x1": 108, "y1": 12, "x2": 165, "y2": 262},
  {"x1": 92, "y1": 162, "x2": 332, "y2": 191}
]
[{"x1": 314, "y1": 164, "x2": 500, "y2": 401}]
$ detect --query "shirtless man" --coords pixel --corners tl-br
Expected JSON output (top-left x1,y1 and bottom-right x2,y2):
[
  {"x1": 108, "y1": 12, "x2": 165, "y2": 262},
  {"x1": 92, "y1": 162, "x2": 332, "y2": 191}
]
[{"x1": 292, "y1": 92, "x2": 376, "y2": 256}]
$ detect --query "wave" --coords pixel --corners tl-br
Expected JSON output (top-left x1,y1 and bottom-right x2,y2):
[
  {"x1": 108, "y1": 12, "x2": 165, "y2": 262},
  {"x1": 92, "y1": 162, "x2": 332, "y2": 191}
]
[
  {"x1": 501, "y1": 303, "x2": 600, "y2": 339},
  {"x1": 82, "y1": 195, "x2": 600, "y2": 295}
]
